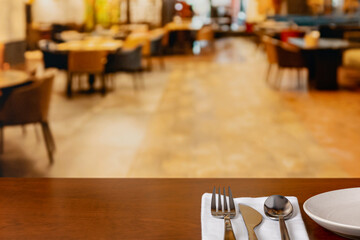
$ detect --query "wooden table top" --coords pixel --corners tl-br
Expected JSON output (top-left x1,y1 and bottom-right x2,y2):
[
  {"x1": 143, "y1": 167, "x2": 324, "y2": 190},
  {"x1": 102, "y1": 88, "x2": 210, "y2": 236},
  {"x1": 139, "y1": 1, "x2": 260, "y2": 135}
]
[
  {"x1": 0, "y1": 178, "x2": 358, "y2": 239},
  {"x1": 0, "y1": 70, "x2": 29, "y2": 89},
  {"x1": 289, "y1": 37, "x2": 355, "y2": 50},
  {"x1": 57, "y1": 39, "x2": 123, "y2": 52},
  {"x1": 165, "y1": 21, "x2": 201, "y2": 31}
]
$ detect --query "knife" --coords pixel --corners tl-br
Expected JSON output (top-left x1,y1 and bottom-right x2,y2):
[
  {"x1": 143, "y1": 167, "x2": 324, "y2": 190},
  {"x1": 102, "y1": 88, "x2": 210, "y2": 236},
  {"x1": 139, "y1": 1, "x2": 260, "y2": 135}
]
[{"x1": 239, "y1": 204, "x2": 263, "y2": 240}]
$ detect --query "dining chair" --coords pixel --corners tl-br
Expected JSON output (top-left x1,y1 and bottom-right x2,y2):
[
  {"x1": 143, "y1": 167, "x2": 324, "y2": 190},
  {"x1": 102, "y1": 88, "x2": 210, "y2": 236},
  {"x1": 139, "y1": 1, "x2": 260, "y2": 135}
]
[
  {"x1": 67, "y1": 50, "x2": 108, "y2": 97},
  {"x1": 274, "y1": 41, "x2": 307, "y2": 89},
  {"x1": 40, "y1": 40, "x2": 68, "y2": 72},
  {"x1": 3, "y1": 41, "x2": 26, "y2": 68},
  {"x1": 105, "y1": 45, "x2": 144, "y2": 90},
  {"x1": 125, "y1": 33, "x2": 151, "y2": 70},
  {"x1": 338, "y1": 49, "x2": 360, "y2": 88},
  {"x1": 0, "y1": 70, "x2": 56, "y2": 164},
  {"x1": 150, "y1": 34, "x2": 165, "y2": 70},
  {"x1": 262, "y1": 36, "x2": 279, "y2": 84}
]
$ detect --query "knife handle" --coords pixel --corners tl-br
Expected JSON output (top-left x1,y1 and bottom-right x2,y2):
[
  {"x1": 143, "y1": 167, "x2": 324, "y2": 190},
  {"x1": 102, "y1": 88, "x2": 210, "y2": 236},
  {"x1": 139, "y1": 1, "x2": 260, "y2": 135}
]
[
  {"x1": 247, "y1": 228, "x2": 258, "y2": 240},
  {"x1": 224, "y1": 215, "x2": 236, "y2": 240}
]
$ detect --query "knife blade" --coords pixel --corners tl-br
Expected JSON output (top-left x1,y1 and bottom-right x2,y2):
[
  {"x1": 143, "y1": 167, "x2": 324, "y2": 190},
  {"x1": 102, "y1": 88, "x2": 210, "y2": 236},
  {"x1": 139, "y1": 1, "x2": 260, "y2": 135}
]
[{"x1": 239, "y1": 204, "x2": 263, "y2": 240}]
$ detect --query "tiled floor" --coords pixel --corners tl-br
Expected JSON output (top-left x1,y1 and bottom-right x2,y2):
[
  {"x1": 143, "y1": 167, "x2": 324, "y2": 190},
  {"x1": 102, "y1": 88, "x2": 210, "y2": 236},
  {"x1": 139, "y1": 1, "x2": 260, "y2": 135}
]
[{"x1": 1, "y1": 37, "x2": 360, "y2": 177}]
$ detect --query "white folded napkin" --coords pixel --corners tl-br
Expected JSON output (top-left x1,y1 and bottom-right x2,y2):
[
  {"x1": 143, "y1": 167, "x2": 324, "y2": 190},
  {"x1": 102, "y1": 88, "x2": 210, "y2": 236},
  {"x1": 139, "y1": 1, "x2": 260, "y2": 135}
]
[{"x1": 201, "y1": 193, "x2": 309, "y2": 240}]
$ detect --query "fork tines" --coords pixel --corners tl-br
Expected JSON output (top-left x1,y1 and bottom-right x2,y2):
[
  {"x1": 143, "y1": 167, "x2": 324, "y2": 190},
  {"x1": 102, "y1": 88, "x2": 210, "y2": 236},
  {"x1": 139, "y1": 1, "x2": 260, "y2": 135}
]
[{"x1": 211, "y1": 186, "x2": 236, "y2": 217}]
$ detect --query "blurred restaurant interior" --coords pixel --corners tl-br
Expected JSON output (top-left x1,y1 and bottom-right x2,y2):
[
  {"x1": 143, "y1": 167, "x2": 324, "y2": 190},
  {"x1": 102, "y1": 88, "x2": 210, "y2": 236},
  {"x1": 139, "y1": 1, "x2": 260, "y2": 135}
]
[{"x1": 1, "y1": 0, "x2": 360, "y2": 178}]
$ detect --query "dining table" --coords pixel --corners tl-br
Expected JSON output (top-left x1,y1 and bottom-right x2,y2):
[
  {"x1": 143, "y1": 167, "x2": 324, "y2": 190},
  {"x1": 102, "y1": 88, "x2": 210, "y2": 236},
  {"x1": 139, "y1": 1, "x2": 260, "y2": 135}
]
[
  {"x1": 0, "y1": 70, "x2": 29, "y2": 90},
  {"x1": 56, "y1": 39, "x2": 123, "y2": 93},
  {"x1": 57, "y1": 38, "x2": 123, "y2": 52},
  {"x1": 289, "y1": 37, "x2": 360, "y2": 90},
  {"x1": 0, "y1": 178, "x2": 358, "y2": 239}
]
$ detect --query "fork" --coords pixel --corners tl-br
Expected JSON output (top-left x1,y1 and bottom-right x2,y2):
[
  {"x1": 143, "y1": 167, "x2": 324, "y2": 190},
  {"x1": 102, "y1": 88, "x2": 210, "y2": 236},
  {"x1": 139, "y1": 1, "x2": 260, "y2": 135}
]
[{"x1": 211, "y1": 186, "x2": 236, "y2": 240}]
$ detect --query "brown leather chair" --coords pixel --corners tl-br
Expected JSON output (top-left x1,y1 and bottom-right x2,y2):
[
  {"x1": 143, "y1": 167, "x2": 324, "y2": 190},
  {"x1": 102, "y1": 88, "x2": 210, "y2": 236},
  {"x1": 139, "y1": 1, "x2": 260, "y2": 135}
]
[
  {"x1": 105, "y1": 45, "x2": 144, "y2": 90},
  {"x1": 67, "y1": 51, "x2": 107, "y2": 97},
  {"x1": 262, "y1": 36, "x2": 279, "y2": 84},
  {"x1": 274, "y1": 41, "x2": 307, "y2": 89},
  {"x1": 0, "y1": 70, "x2": 56, "y2": 164},
  {"x1": 149, "y1": 34, "x2": 166, "y2": 70}
]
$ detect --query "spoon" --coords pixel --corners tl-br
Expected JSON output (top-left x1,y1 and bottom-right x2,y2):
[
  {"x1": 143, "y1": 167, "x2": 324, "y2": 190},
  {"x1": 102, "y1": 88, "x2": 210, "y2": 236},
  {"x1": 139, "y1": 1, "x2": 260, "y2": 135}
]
[{"x1": 264, "y1": 195, "x2": 293, "y2": 240}]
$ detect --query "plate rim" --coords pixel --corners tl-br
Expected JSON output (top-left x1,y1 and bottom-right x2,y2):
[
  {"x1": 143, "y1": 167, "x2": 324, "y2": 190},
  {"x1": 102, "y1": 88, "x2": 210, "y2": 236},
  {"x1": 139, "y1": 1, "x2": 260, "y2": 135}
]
[{"x1": 303, "y1": 187, "x2": 360, "y2": 232}]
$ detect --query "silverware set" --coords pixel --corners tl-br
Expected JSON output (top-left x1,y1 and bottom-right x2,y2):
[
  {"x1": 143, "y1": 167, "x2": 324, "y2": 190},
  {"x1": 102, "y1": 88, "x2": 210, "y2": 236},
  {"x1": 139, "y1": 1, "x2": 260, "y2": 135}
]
[{"x1": 211, "y1": 187, "x2": 293, "y2": 240}]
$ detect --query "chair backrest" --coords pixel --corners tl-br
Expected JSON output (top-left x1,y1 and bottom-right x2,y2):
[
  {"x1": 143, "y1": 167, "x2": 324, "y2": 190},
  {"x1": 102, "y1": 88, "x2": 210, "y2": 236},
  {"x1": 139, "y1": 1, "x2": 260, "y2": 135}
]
[
  {"x1": 262, "y1": 36, "x2": 279, "y2": 64},
  {"x1": 4, "y1": 41, "x2": 26, "y2": 67},
  {"x1": 274, "y1": 41, "x2": 305, "y2": 68},
  {"x1": 106, "y1": 45, "x2": 143, "y2": 72},
  {"x1": 319, "y1": 25, "x2": 344, "y2": 39},
  {"x1": 125, "y1": 33, "x2": 151, "y2": 56},
  {"x1": 0, "y1": 70, "x2": 56, "y2": 125},
  {"x1": 68, "y1": 51, "x2": 107, "y2": 73},
  {"x1": 150, "y1": 36, "x2": 164, "y2": 56},
  {"x1": 42, "y1": 50, "x2": 68, "y2": 70}
]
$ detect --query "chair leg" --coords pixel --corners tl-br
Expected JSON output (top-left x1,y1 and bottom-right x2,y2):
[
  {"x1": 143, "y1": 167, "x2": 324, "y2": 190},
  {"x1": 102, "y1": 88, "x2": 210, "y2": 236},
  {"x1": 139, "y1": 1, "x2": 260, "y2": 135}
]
[
  {"x1": 266, "y1": 64, "x2": 273, "y2": 84},
  {"x1": 147, "y1": 56, "x2": 153, "y2": 71},
  {"x1": 132, "y1": 73, "x2": 139, "y2": 91},
  {"x1": 276, "y1": 68, "x2": 284, "y2": 89},
  {"x1": 138, "y1": 71, "x2": 145, "y2": 89},
  {"x1": 297, "y1": 69, "x2": 302, "y2": 89},
  {"x1": 110, "y1": 74, "x2": 115, "y2": 90},
  {"x1": 22, "y1": 125, "x2": 27, "y2": 136},
  {"x1": 101, "y1": 74, "x2": 106, "y2": 96},
  {"x1": 0, "y1": 126, "x2": 3, "y2": 154},
  {"x1": 41, "y1": 122, "x2": 54, "y2": 165},
  {"x1": 67, "y1": 72, "x2": 73, "y2": 98},
  {"x1": 112, "y1": 74, "x2": 116, "y2": 89},
  {"x1": 43, "y1": 122, "x2": 55, "y2": 152},
  {"x1": 34, "y1": 124, "x2": 41, "y2": 142},
  {"x1": 160, "y1": 56, "x2": 165, "y2": 70}
]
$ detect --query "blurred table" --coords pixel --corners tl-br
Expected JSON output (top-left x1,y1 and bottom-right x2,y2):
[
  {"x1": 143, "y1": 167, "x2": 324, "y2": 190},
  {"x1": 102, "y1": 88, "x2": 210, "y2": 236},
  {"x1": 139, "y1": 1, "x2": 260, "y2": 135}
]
[
  {"x1": 57, "y1": 39, "x2": 123, "y2": 93},
  {"x1": 57, "y1": 39, "x2": 123, "y2": 52},
  {"x1": 289, "y1": 37, "x2": 360, "y2": 90},
  {"x1": 0, "y1": 178, "x2": 358, "y2": 239},
  {"x1": 0, "y1": 70, "x2": 29, "y2": 89},
  {"x1": 166, "y1": 21, "x2": 197, "y2": 31},
  {"x1": 289, "y1": 38, "x2": 351, "y2": 50}
]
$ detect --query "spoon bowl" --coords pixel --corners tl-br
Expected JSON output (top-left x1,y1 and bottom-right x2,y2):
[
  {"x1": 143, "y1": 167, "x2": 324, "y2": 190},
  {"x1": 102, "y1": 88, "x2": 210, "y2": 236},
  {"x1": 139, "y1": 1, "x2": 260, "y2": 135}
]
[
  {"x1": 264, "y1": 195, "x2": 294, "y2": 240},
  {"x1": 264, "y1": 195, "x2": 293, "y2": 220}
]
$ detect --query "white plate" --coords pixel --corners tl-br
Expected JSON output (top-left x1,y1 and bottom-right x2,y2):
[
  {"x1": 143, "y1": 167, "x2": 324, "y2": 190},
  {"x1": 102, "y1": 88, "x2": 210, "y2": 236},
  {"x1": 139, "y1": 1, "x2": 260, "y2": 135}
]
[{"x1": 304, "y1": 188, "x2": 360, "y2": 239}]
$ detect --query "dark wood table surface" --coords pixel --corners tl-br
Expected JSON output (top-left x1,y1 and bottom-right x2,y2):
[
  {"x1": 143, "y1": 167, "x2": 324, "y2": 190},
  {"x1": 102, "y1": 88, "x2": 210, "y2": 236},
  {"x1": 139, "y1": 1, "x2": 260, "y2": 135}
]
[{"x1": 0, "y1": 178, "x2": 359, "y2": 239}]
